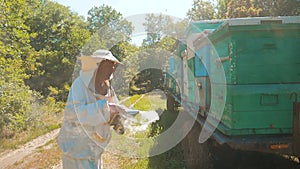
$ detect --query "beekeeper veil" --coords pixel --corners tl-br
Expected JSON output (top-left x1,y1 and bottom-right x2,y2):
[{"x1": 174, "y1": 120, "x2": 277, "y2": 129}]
[
  {"x1": 58, "y1": 49, "x2": 122, "y2": 159},
  {"x1": 72, "y1": 49, "x2": 122, "y2": 83}
]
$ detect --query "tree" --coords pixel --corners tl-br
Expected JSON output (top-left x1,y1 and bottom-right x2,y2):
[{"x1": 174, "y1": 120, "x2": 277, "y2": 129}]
[
  {"x1": 190, "y1": 0, "x2": 300, "y2": 20},
  {"x1": 0, "y1": 0, "x2": 39, "y2": 135},
  {"x1": 26, "y1": 1, "x2": 90, "y2": 100},
  {"x1": 84, "y1": 5, "x2": 138, "y2": 96},
  {"x1": 226, "y1": 0, "x2": 264, "y2": 18},
  {"x1": 85, "y1": 5, "x2": 134, "y2": 54},
  {"x1": 216, "y1": 0, "x2": 230, "y2": 19},
  {"x1": 139, "y1": 14, "x2": 181, "y2": 91},
  {"x1": 110, "y1": 41, "x2": 138, "y2": 61},
  {"x1": 258, "y1": 0, "x2": 300, "y2": 16},
  {"x1": 87, "y1": 5, "x2": 125, "y2": 34},
  {"x1": 187, "y1": 0, "x2": 216, "y2": 21},
  {"x1": 132, "y1": 13, "x2": 179, "y2": 94},
  {"x1": 0, "y1": 0, "x2": 38, "y2": 73},
  {"x1": 104, "y1": 40, "x2": 141, "y2": 96},
  {"x1": 174, "y1": 19, "x2": 189, "y2": 39},
  {"x1": 226, "y1": 0, "x2": 300, "y2": 18},
  {"x1": 142, "y1": 13, "x2": 180, "y2": 47}
]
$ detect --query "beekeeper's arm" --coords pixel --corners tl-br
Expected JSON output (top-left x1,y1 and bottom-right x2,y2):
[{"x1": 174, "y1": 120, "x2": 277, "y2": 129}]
[
  {"x1": 109, "y1": 87, "x2": 120, "y2": 104},
  {"x1": 66, "y1": 79, "x2": 110, "y2": 125}
]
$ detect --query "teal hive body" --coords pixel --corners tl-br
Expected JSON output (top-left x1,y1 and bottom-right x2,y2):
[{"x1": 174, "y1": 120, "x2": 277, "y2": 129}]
[{"x1": 165, "y1": 16, "x2": 300, "y2": 156}]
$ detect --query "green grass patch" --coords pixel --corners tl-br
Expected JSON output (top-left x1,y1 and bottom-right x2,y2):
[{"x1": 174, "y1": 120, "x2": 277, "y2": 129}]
[
  {"x1": 147, "y1": 111, "x2": 186, "y2": 169},
  {"x1": 132, "y1": 91, "x2": 166, "y2": 111},
  {"x1": 122, "y1": 158, "x2": 149, "y2": 169},
  {"x1": 122, "y1": 94, "x2": 143, "y2": 107},
  {"x1": 117, "y1": 111, "x2": 186, "y2": 169},
  {"x1": 133, "y1": 96, "x2": 151, "y2": 110},
  {"x1": 115, "y1": 92, "x2": 186, "y2": 169}
]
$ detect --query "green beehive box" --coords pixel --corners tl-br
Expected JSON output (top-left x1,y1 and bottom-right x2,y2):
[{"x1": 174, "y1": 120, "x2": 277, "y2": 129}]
[
  {"x1": 185, "y1": 21, "x2": 224, "y2": 106},
  {"x1": 208, "y1": 16, "x2": 300, "y2": 136},
  {"x1": 186, "y1": 20, "x2": 224, "y2": 35}
]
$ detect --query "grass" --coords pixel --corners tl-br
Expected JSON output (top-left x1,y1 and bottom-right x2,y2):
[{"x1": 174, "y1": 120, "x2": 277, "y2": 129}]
[
  {"x1": 2, "y1": 91, "x2": 186, "y2": 169},
  {"x1": 131, "y1": 90, "x2": 167, "y2": 111},
  {"x1": 113, "y1": 111, "x2": 186, "y2": 169},
  {"x1": 121, "y1": 94, "x2": 143, "y2": 107},
  {"x1": 107, "y1": 91, "x2": 186, "y2": 169}
]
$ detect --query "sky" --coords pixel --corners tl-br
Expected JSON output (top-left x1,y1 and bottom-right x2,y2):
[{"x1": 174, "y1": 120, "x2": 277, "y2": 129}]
[
  {"x1": 52, "y1": 0, "x2": 193, "y2": 19},
  {"x1": 52, "y1": 0, "x2": 194, "y2": 45}
]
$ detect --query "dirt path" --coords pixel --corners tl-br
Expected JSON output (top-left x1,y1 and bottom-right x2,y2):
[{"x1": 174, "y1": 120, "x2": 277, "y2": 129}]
[
  {"x1": 0, "y1": 94, "x2": 149, "y2": 169},
  {"x1": 0, "y1": 129, "x2": 60, "y2": 169},
  {"x1": 52, "y1": 161, "x2": 62, "y2": 169}
]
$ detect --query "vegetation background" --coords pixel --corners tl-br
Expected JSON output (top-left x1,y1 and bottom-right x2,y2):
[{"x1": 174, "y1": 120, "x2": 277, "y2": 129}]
[{"x1": 0, "y1": 0, "x2": 299, "y2": 165}]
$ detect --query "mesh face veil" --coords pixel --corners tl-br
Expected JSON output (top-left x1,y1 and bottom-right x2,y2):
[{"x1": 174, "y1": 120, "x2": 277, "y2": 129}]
[{"x1": 72, "y1": 50, "x2": 121, "y2": 83}]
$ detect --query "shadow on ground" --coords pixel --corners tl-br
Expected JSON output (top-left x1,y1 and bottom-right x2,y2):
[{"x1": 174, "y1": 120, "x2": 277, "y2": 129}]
[
  {"x1": 146, "y1": 110, "x2": 300, "y2": 169},
  {"x1": 212, "y1": 146, "x2": 300, "y2": 169},
  {"x1": 147, "y1": 110, "x2": 186, "y2": 169}
]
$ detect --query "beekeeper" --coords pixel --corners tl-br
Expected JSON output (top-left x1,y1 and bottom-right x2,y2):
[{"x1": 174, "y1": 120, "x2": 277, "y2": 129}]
[{"x1": 58, "y1": 49, "x2": 121, "y2": 169}]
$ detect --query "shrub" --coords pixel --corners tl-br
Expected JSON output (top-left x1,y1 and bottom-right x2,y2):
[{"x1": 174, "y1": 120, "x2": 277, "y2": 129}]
[{"x1": 0, "y1": 59, "x2": 38, "y2": 137}]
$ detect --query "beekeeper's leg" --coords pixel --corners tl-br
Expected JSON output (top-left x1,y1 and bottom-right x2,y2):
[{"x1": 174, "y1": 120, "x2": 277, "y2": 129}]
[{"x1": 62, "y1": 155, "x2": 101, "y2": 169}]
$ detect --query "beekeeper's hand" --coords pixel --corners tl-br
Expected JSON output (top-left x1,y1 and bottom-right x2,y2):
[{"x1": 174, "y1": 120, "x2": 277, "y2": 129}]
[{"x1": 109, "y1": 104, "x2": 118, "y2": 121}]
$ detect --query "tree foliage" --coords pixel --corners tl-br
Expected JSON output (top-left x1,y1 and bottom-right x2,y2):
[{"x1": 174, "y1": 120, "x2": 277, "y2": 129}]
[
  {"x1": 225, "y1": 0, "x2": 300, "y2": 18},
  {"x1": 142, "y1": 14, "x2": 174, "y2": 46},
  {"x1": 187, "y1": 0, "x2": 216, "y2": 20},
  {"x1": 173, "y1": 19, "x2": 189, "y2": 39},
  {"x1": 216, "y1": 0, "x2": 231, "y2": 19},
  {"x1": 137, "y1": 14, "x2": 186, "y2": 93},
  {"x1": 0, "y1": 0, "x2": 39, "y2": 135},
  {"x1": 26, "y1": 1, "x2": 90, "y2": 100},
  {"x1": 83, "y1": 5, "x2": 134, "y2": 56},
  {"x1": 188, "y1": 0, "x2": 300, "y2": 19},
  {"x1": 0, "y1": 0, "x2": 91, "y2": 136},
  {"x1": 142, "y1": 14, "x2": 186, "y2": 47},
  {"x1": 87, "y1": 5, "x2": 126, "y2": 34},
  {"x1": 110, "y1": 41, "x2": 139, "y2": 61},
  {"x1": 258, "y1": 0, "x2": 300, "y2": 16},
  {"x1": 226, "y1": 0, "x2": 265, "y2": 18}
]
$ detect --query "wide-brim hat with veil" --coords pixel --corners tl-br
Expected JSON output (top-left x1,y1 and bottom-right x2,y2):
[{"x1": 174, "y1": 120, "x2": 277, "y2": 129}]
[
  {"x1": 71, "y1": 49, "x2": 122, "y2": 84},
  {"x1": 80, "y1": 49, "x2": 122, "y2": 72}
]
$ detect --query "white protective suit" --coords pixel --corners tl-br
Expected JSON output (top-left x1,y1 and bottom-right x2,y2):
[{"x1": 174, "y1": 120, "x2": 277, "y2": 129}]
[{"x1": 58, "y1": 50, "x2": 121, "y2": 169}]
